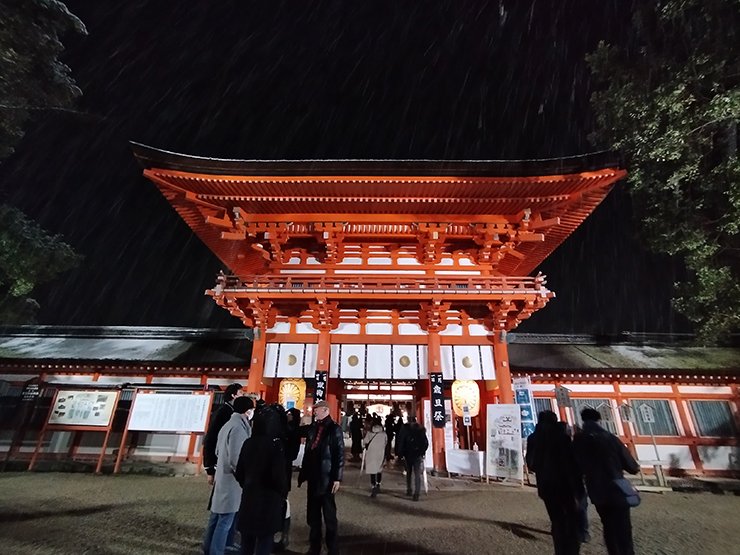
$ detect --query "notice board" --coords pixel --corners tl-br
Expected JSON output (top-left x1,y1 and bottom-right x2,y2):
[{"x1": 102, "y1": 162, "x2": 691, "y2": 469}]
[
  {"x1": 48, "y1": 390, "x2": 118, "y2": 427},
  {"x1": 128, "y1": 392, "x2": 212, "y2": 433}
]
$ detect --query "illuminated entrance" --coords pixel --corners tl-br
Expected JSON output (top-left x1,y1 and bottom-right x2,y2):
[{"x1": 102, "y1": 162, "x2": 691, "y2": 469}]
[{"x1": 133, "y1": 144, "x2": 626, "y2": 472}]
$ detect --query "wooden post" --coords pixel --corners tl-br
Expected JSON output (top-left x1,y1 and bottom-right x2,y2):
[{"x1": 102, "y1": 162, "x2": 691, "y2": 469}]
[
  {"x1": 246, "y1": 327, "x2": 267, "y2": 396},
  {"x1": 427, "y1": 330, "x2": 446, "y2": 474},
  {"x1": 114, "y1": 390, "x2": 137, "y2": 474},
  {"x1": 95, "y1": 391, "x2": 121, "y2": 474},
  {"x1": 28, "y1": 389, "x2": 59, "y2": 471},
  {"x1": 492, "y1": 331, "x2": 514, "y2": 404}
]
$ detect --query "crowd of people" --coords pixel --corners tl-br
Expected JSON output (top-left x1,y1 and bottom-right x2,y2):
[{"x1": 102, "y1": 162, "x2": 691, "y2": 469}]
[
  {"x1": 200, "y1": 384, "x2": 639, "y2": 555},
  {"x1": 526, "y1": 408, "x2": 640, "y2": 555},
  {"x1": 201, "y1": 385, "x2": 345, "y2": 555}
]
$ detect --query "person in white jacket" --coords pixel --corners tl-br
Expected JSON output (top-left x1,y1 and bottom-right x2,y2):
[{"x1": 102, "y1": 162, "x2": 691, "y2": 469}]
[
  {"x1": 202, "y1": 396, "x2": 254, "y2": 555},
  {"x1": 363, "y1": 416, "x2": 387, "y2": 497}
]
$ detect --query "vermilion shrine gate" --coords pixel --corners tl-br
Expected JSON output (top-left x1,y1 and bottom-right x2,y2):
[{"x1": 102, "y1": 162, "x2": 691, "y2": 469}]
[{"x1": 133, "y1": 144, "x2": 625, "y2": 472}]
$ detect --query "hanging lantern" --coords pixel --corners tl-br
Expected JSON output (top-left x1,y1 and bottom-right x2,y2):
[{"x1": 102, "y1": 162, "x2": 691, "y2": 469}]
[
  {"x1": 451, "y1": 380, "x2": 480, "y2": 417},
  {"x1": 278, "y1": 378, "x2": 306, "y2": 410}
]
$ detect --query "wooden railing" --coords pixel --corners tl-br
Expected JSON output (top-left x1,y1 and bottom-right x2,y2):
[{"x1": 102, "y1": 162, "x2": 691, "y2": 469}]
[{"x1": 213, "y1": 273, "x2": 549, "y2": 294}]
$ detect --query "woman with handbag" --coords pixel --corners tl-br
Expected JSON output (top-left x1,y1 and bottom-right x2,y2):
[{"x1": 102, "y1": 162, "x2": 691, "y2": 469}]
[{"x1": 363, "y1": 415, "x2": 387, "y2": 497}]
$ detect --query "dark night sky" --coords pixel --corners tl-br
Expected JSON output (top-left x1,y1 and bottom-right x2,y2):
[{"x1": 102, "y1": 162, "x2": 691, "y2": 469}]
[{"x1": 1, "y1": 1, "x2": 690, "y2": 335}]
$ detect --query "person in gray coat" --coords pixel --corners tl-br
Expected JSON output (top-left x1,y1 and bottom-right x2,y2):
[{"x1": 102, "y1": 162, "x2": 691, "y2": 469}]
[{"x1": 202, "y1": 396, "x2": 254, "y2": 555}]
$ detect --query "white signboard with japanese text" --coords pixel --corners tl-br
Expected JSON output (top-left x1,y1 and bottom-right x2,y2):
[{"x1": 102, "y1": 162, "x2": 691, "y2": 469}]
[
  {"x1": 485, "y1": 404, "x2": 523, "y2": 481},
  {"x1": 48, "y1": 390, "x2": 117, "y2": 427},
  {"x1": 128, "y1": 392, "x2": 212, "y2": 433}
]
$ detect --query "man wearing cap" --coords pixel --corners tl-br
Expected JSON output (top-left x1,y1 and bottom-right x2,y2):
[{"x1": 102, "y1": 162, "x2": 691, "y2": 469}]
[{"x1": 298, "y1": 400, "x2": 344, "y2": 555}]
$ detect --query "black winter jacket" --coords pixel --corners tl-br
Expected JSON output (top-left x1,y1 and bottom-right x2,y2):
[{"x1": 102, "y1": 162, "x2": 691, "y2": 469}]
[
  {"x1": 203, "y1": 402, "x2": 234, "y2": 476},
  {"x1": 298, "y1": 417, "x2": 345, "y2": 494},
  {"x1": 573, "y1": 420, "x2": 639, "y2": 506}
]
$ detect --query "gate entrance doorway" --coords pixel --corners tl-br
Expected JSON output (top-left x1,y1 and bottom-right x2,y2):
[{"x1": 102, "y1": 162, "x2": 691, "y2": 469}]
[{"x1": 342, "y1": 381, "x2": 417, "y2": 421}]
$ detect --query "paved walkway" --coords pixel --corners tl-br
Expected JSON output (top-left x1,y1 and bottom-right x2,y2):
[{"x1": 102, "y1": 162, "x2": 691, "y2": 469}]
[{"x1": 0, "y1": 460, "x2": 738, "y2": 554}]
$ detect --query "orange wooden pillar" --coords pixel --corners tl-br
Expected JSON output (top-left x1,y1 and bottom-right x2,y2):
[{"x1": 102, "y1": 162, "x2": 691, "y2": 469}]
[
  {"x1": 427, "y1": 330, "x2": 446, "y2": 474},
  {"x1": 492, "y1": 331, "x2": 513, "y2": 404},
  {"x1": 316, "y1": 329, "x2": 339, "y2": 417},
  {"x1": 246, "y1": 328, "x2": 267, "y2": 397}
]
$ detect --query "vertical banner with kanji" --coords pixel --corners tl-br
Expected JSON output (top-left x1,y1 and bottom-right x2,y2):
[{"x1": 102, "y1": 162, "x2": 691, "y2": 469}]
[
  {"x1": 314, "y1": 371, "x2": 327, "y2": 402},
  {"x1": 513, "y1": 377, "x2": 536, "y2": 438},
  {"x1": 430, "y1": 373, "x2": 445, "y2": 428}
]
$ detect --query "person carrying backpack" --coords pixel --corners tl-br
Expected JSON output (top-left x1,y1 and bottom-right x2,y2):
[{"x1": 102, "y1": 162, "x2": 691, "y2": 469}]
[{"x1": 398, "y1": 417, "x2": 428, "y2": 501}]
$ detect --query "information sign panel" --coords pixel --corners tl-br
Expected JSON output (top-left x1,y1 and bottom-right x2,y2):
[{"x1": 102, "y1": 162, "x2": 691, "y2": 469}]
[
  {"x1": 485, "y1": 404, "x2": 523, "y2": 481},
  {"x1": 48, "y1": 390, "x2": 117, "y2": 427},
  {"x1": 128, "y1": 392, "x2": 212, "y2": 433}
]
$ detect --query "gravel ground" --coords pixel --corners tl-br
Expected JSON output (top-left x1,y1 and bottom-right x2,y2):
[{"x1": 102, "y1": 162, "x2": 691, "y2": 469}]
[{"x1": 0, "y1": 462, "x2": 738, "y2": 555}]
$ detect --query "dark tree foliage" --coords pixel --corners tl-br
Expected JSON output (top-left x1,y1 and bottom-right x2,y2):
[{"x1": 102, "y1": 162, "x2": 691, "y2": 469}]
[
  {"x1": 0, "y1": 0, "x2": 85, "y2": 323},
  {"x1": 588, "y1": 0, "x2": 740, "y2": 343}
]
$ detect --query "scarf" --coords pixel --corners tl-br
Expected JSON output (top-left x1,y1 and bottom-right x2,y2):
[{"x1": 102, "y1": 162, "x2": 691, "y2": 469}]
[{"x1": 311, "y1": 416, "x2": 329, "y2": 450}]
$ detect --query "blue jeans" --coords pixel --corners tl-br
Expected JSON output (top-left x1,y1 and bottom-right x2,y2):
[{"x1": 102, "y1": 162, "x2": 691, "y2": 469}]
[{"x1": 202, "y1": 511, "x2": 237, "y2": 555}]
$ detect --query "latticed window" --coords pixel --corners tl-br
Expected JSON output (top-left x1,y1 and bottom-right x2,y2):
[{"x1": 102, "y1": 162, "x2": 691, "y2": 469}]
[
  {"x1": 689, "y1": 401, "x2": 737, "y2": 438},
  {"x1": 533, "y1": 397, "x2": 554, "y2": 420},
  {"x1": 572, "y1": 398, "x2": 618, "y2": 434},
  {"x1": 630, "y1": 399, "x2": 679, "y2": 436}
]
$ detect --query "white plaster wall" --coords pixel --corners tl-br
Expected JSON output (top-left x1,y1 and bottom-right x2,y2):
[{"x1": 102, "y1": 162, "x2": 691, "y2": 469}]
[
  {"x1": 366, "y1": 323, "x2": 393, "y2": 335},
  {"x1": 330, "y1": 322, "x2": 361, "y2": 334},
  {"x1": 561, "y1": 383, "x2": 615, "y2": 393},
  {"x1": 698, "y1": 446, "x2": 740, "y2": 471},
  {"x1": 439, "y1": 324, "x2": 463, "y2": 336},
  {"x1": 295, "y1": 323, "x2": 320, "y2": 334},
  {"x1": 45, "y1": 375, "x2": 94, "y2": 384},
  {"x1": 636, "y1": 444, "x2": 696, "y2": 470},
  {"x1": 618, "y1": 385, "x2": 673, "y2": 393},
  {"x1": 95, "y1": 376, "x2": 136, "y2": 385},
  {"x1": 678, "y1": 386, "x2": 733, "y2": 395},
  {"x1": 468, "y1": 325, "x2": 489, "y2": 336},
  {"x1": 150, "y1": 377, "x2": 202, "y2": 385},
  {"x1": 398, "y1": 323, "x2": 424, "y2": 335}
]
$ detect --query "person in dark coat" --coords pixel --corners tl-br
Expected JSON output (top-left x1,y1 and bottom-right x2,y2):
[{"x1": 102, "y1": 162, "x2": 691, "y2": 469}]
[
  {"x1": 203, "y1": 383, "x2": 245, "y2": 482},
  {"x1": 573, "y1": 408, "x2": 640, "y2": 555},
  {"x1": 298, "y1": 400, "x2": 345, "y2": 555},
  {"x1": 272, "y1": 407, "x2": 302, "y2": 552},
  {"x1": 349, "y1": 412, "x2": 363, "y2": 461},
  {"x1": 384, "y1": 413, "x2": 396, "y2": 461},
  {"x1": 235, "y1": 404, "x2": 289, "y2": 555},
  {"x1": 526, "y1": 411, "x2": 584, "y2": 555},
  {"x1": 397, "y1": 417, "x2": 428, "y2": 501}
]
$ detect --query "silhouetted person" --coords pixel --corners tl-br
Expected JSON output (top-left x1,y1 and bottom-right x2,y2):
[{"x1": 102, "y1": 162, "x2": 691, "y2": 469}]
[
  {"x1": 273, "y1": 407, "x2": 302, "y2": 552},
  {"x1": 574, "y1": 408, "x2": 639, "y2": 555},
  {"x1": 349, "y1": 412, "x2": 363, "y2": 461},
  {"x1": 526, "y1": 411, "x2": 584, "y2": 555},
  {"x1": 397, "y1": 417, "x2": 428, "y2": 501},
  {"x1": 384, "y1": 413, "x2": 396, "y2": 461},
  {"x1": 235, "y1": 404, "x2": 289, "y2": 555},
  {"x1": 298, "y1": 401, "x2": 344, "y2": 555}
]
